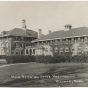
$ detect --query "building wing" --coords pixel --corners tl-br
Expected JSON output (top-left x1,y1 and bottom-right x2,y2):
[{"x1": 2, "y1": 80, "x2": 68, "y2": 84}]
[{"x1": 32, "y1": 26, "x2": 88, "y2": 42}]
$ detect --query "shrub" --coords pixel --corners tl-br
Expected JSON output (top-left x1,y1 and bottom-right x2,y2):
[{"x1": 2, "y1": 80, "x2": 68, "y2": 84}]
[
  {"x1": 0, "y1": 55, "x2": 6, "y2": 59},
  {"x1": 35, "y1": 54, "x2": 88, "y2": 63},
  {"x1": 5, "y1": 54, "x2": 88, "y2": 64},
  {"x1": 5, "y1": 55, "x2": 36, "y2": 63}
]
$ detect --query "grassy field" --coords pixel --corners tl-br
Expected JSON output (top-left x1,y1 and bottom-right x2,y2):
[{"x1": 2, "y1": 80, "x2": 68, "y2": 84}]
[{"x1": 0, "y1": 61, "x2": 88, "y2": 87}]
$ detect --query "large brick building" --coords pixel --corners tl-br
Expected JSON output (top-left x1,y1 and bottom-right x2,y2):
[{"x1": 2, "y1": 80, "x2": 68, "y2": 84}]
[
  {"x1": 1, "y1": 20, "x2": 88, "y2": 56},
  {"x1": 0, "y1": 19, "x2": 38, "y2": 56},
  {"x1": 25, "y1": 24, "x2": 88, "y2": 56}
]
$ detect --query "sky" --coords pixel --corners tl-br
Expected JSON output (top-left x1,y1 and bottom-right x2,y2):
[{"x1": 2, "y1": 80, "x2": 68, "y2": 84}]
[{"x1": 0, "y1": 1, "x2": 88, "y2": 34}]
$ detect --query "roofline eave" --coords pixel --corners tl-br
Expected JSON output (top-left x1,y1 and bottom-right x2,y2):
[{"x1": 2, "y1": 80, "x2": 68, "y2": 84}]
[{"x1": 32, "y1": 35, "x2": 88, "y2": 43}]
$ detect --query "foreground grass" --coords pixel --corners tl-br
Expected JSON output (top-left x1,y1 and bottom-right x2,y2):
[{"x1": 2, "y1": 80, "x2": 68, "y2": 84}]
[{"x1": 0, "y1": 62, "x2": 88, "y2": 87}]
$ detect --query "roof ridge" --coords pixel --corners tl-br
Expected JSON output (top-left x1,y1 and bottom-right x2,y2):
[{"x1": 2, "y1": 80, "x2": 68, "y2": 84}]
[
  {"x1": 72, "y1": 26, "x2": 87, "y2": 29},
  {"x1": 8, "y1": 28, "x2": 16, "y2": 35}
]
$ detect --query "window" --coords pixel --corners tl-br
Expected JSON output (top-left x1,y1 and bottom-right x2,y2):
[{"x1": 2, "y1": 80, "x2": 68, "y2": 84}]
[
  {"x1": 84, "y1": 37, "x2": 87, "y2": 41},
  {"x1": 45, "y1": 48, "x2": 48, "y2": 52},
  {"x1": 50, "y1": 41, "x2": 52, "y2": 44},
  {"x1": 16, "y1": 52, "x2": 18, "y2": 54},
  {"x1": 81, "y1": 38, "x2": 84, "y2": 42},
  {"x1": 21, "y1": 43, "x2": 24, "y2": 48},
  {"x1": 15, "y1": 50, "x2": 20, "y2": 55},
  {"x1": 71, "y1": 47, "x2": 74, "y2": 52},
  {"x1": 65, "y1": 47, "x2": 69, "y2": 52},
  {"x1": 65, "y1": 39, "x2": 69, "y2": 44},
  {"x1": 6, "y1": 42, "x2": 8, "y2": 47},
  {"x1": 30, "y1": 49, "x2": 32, "y2": 55},
  {"x1": 55, "y1": 47, "x2": 58, "y2": 52},
  {"x1": 21, "y1": 50, "x2": 24, "y2": 54},
  {"x1": 60, "y1": 47, "x2": 63, "y2": 52},
  {"x1": 6, "y1": 50, "x2": 9, "y2": 55},
  {"x1": 15, "y1": 37, "x2": 17, "y2": 41},
  {"x1": 36, "y1": 50, "x2": 37, "y2": 54},
  {"x1": 26, "y1": 44, "x2": 28, "y2": 46},
  {"x1": 60, "y1": 40, "x2": 62, "y2": 44},
  {"x1": 16, "y1": 37, "x2": 19, "y2": 41},
  {"x1": 26, "y1": 49, "x2": 28, "y2": 54},
  {"x1": 78, "y1": 38, "x2": 81, "y2": 42},
  {"x1": 71, "y1": 38, "x2": 74, "y2": 43},
  {"x1": 77, "y1": 46, "x2": 81, "y2": 52},
  {"x1": 50, "y1": 48, "x2": 52, "y2": 52},
  {"x1": 84, "y1": 46, "x2": 88, "y2": 51},
  {"x1": 16, "y1": 43, "x2": 18, "y2": 47},
  {"x1": 33, "y1": 49, "x2": 35, "y2": 54},
  {"x1": 21, "y1": 37, "x2": 24, "y2": 41}
]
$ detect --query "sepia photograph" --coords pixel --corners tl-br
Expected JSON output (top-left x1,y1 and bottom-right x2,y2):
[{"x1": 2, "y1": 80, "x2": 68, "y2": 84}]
[{"x1": 0, "y1": 1, "x2": 88, "y2": 87}]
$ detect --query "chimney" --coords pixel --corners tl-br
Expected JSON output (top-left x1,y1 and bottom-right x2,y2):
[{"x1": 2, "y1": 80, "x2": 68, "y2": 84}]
[
  {"x1": 49, "y1": 30, "x2": 51, "y2": 34},
  {"x1": 22, "y1": 19, "x2": 27, "y2": 29},
  {"x1": 38, "y1": 29, "x2": 42, "y2": 38},
  {"x1": 64, "y1": 24, "x2": 72, "y2": 31}
]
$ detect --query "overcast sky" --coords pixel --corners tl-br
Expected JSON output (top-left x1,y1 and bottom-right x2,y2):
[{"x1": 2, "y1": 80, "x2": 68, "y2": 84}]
[{"x1": 0, "y1": 1, "x2": 88, "y2": 34}]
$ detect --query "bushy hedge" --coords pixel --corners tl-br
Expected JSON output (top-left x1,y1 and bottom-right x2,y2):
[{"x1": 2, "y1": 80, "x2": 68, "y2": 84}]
[
  {"x1": 71, "y1": 54, "x2": 88, "y2": 62},
  {"x1": 5, "y1": 54, "x2": 88, "y2": 64},
  {"x1": 5, "y1": 55, "x2": 36, "y2": 63},
  {"x1": 35, "y1": 55, "x2": 71, "y2": 63},
  {"x1": 35, "y1": 54, "x2": 88, "y2": 63},
  {"x1": 0, "y1": 55, "x2": 6, "y2": 59}
]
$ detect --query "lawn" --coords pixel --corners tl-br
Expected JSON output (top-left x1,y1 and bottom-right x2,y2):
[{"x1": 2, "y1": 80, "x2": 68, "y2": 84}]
[{"x1": 0, "y1": 62, "x2": 88, "y2": 87}]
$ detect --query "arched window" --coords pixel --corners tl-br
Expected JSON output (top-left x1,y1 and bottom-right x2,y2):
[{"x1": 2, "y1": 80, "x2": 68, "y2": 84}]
[
  {"x1": 60, "y1": 47, "x2": 63, "y2": 52},
  {"x1": 65, "y1": 47, "x2": 69, "y2": 52},
  {"x1": 16, "y1": 50, "x2": 20, "y2": 55}
]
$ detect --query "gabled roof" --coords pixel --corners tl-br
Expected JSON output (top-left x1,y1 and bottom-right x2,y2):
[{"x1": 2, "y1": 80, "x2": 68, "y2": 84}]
[
  {"x1": 0, "y1": 28, "x2": 38, "y2": 38},
  {"x1": 32, "y1": 26, "x2": 88, "y2": 42}
]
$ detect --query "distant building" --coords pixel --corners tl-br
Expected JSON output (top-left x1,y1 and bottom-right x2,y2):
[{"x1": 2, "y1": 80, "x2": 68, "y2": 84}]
[
  {"x1": 30, "y1": 24, "x2": 88, "y2": 56},
  {"x1": 0, "y1": 19, "x2": 38, "y2": 55}
]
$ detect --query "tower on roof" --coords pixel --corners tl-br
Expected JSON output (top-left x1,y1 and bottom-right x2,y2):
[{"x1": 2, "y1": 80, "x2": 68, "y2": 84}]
[
  {"x1": 64, "y1": 24, "x2": 72, "y2": 31},
  {"x1": 22, "y1": 19, "x2": 27, "y2": 29}
]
